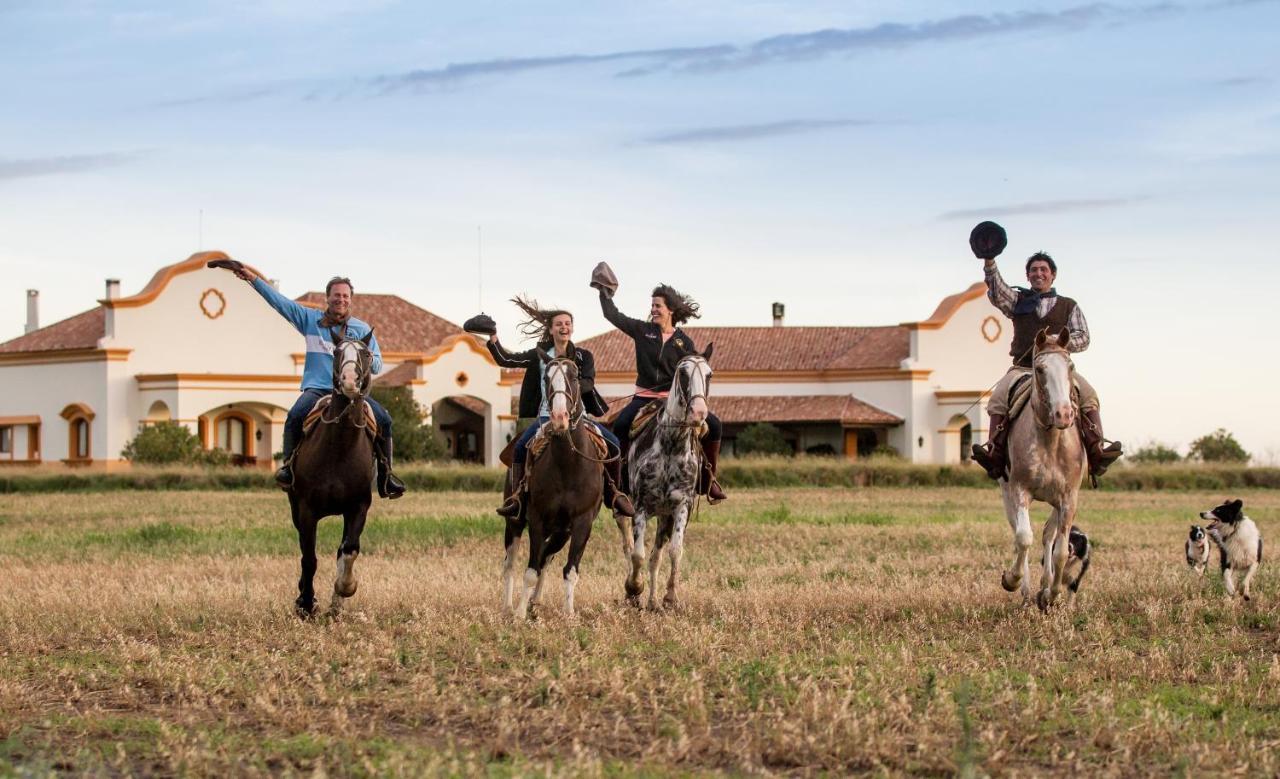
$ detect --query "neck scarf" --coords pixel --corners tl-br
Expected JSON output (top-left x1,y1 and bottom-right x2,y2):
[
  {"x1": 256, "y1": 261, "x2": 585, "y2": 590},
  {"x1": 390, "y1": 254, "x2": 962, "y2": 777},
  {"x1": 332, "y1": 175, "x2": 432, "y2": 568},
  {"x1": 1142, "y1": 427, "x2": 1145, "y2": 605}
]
[
  {"x1": 1012, "y1": 287, "x2": 1057, "y2": 316},
  {"x1": 319, "y1": 310, "x2": 350, "y2": 328}
]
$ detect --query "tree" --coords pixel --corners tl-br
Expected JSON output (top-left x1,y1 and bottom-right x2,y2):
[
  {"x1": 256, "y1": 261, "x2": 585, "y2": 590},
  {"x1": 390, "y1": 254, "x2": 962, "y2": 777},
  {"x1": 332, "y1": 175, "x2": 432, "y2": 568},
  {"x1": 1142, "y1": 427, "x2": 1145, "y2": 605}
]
[
  {"x1": 370, "y1": 386, "x2": 449, "y2": 462},
  {"x1": 1187, "y1": 428, "x2": 1250, "y2": 464},
  {"x1": 735, "y1": 423, "x2": 792, "y2": 456},
  {"x1": 1130, "y1": 441, "x2": 1181, "y2": 464},
  {"x1": 121, "y1": 422, "x2": 229, "y2": 465}
]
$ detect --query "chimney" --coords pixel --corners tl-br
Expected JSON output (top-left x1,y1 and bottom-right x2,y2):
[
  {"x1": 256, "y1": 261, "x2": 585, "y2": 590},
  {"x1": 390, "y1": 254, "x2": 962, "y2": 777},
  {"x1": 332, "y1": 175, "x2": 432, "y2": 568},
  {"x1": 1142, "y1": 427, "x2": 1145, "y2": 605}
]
[
  {"x1": 25, "y1": 290, "x2": 39, "y2": 333},
  {"x1": 771, "y1": 302, "x2": 785, "y2": 328},
  {"x1": 105, "y1": 278, "x2": 121, "y2": 300}
]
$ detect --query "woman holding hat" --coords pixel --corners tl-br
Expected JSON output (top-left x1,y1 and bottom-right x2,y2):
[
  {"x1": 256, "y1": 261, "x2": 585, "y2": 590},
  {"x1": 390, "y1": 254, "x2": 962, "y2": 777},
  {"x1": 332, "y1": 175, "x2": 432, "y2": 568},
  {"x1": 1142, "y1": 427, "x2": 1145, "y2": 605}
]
[
  {"x1": 482, "y1": 296, "x2": 635, "y2": 520},
  {"x1": 594, "y1": 265, "x2": 727, "y2": 503}
]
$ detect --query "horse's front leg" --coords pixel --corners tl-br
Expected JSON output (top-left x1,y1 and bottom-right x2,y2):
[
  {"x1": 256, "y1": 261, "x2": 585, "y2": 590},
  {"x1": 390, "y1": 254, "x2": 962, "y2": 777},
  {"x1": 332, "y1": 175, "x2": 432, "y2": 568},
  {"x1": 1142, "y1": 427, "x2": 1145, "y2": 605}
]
[
  {"x1": 291, "y1": 499, "x2": 319, "y2": 619},
  {"x1": 1000, "y1": 483, "x2": 1033, "y2": 603},
  {"x1": 562, "y1": 513, "x2": 594, "y2": 618},
  {"x1": 663, "y1": 502, "x2": 690, "y2": 610},
  {"x1": 501, "y1": 517, "x2": 526, "y2": 614},
  {"x1": 532, "y1": 528, "x2": 571, "y2": 613},
  {"x1": 1049, "y1": 502, "x2": 1076, "y2": 604},
  {"x1": 1037, "y1": 511, "x2": 1064, "y2": 612},
  {"x1": 625, "y1": 510, "x2": 648, "y2": 606},
  {"x1": 515, "y1": 520, "x2": 546, "y2": 621},
  {"x1": 647, "y1": 515, "x2": 671, "y2": 611},
  {"x1": 329, "y1": 503, "x2": 369, "y2": 617}
]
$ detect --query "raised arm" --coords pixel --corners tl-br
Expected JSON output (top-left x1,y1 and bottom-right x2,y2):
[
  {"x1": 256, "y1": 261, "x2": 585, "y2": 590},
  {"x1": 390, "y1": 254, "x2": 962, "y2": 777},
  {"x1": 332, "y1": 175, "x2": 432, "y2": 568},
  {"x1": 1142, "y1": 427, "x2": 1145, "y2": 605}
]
[
  {"x1": 240, "y1": 274, "x2": 315, "y2": 335},
  {"x1": 982, "y1": 259, "x2": 1019, "y2": 318},
  {"x1": 486, "y1": 337, "x2": 537, "y2": 369},
  {"x1": 598, "y1": 289, "x2": 647, "y2": 339}
]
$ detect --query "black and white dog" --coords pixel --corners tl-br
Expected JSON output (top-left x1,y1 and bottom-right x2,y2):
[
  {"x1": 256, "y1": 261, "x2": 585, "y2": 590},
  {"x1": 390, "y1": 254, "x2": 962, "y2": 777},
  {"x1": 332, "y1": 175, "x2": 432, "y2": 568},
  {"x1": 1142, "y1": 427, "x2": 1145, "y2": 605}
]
[
  {"x1": 1201, "y1": 499, "x2": 1262, "y2": 601},
  {"x1": 1186, "y1": 525, "x2": 1211, "y2": 576},
  {"x1": 1064, "y1": 526, "x2": 1091, "y2": 596}
]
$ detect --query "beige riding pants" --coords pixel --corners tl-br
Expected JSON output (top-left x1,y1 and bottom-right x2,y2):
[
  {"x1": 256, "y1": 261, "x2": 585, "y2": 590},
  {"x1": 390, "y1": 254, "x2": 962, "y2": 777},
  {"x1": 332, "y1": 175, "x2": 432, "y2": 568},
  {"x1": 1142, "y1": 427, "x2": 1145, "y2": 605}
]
[{"x1": 986, "y1": 366, "x2": 1099, "y2": 417}]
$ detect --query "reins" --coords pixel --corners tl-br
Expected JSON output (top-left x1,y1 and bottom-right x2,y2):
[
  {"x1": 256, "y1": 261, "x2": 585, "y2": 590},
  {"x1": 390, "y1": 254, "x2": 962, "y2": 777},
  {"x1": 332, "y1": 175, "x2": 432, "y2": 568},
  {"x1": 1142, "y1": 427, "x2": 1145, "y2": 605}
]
[{"x1": 321, "y1": 340, "x2": 373, "y2": 428}]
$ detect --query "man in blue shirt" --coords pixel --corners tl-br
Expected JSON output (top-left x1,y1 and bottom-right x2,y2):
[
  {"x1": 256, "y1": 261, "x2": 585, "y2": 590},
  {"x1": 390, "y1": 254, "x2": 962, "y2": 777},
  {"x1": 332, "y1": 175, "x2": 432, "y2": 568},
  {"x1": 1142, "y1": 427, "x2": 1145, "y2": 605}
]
[{"x1": 222, "y1": 264, "x2": 405, "y2": 498}]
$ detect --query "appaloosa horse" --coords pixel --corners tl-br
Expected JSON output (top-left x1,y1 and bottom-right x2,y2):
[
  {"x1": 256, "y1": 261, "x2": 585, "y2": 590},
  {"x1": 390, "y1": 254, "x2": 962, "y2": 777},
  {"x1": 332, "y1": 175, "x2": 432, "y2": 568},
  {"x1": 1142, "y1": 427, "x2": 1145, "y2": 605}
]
[
  {"x1": 289, "y1": 329, "x2": 378, "y2": 618},
  {"x1": 998, "y1": 327, "x2": 1086, "y2": 611},
  {"x1": 506, "y1": 353, "x2": 605, "y2": 619},
  {"x1": 620, "y1": 350, "x2": 713, "y2": 609}
]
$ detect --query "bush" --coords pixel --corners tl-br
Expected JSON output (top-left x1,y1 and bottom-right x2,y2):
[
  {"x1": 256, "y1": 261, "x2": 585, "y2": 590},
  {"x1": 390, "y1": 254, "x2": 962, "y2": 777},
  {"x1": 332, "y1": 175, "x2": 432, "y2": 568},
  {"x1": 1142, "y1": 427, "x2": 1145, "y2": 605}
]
[
  {"x1": 1188, "y1": 428, "x2": 1250, "y2": 464},
  {"x1": 735, "y1": 423, "x2": 792, "y2": 457},
  {"x1": 121, "y1": 422, "x2": 228, "y2": 466},
  {"x1": 1130, "y1": 441, "x2": 1181, "y2": 464},
  {"x1": 370, "y1": 386, "x2": 450, "y2": 462},
  {"x1": 869, "y1": 443, "x2": 902, "y2": 460}
]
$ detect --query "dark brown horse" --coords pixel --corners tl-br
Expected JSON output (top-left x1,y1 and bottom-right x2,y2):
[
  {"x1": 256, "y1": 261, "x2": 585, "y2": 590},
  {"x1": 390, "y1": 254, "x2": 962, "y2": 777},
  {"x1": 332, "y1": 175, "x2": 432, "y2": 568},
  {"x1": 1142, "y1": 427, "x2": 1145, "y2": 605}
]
[
  {"x1": 290, "y1": 329, "x2": 377, "y2": 618},
  {"x1": 506, "y1": 353, "x2": 604, "y2": 619}
]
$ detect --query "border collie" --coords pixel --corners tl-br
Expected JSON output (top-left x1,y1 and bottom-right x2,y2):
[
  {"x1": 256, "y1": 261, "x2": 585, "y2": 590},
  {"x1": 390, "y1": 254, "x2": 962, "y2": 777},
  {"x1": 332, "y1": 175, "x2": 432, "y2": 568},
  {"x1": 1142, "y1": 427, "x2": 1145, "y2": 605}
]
[
  {"x1": 1064, "y1": 526, "x2": 1091, "y2": 596},
  {"x1": 1186, "y1": 525, "x2": 1211, "y2": 576},
  {"x1": 1201, "y1": 499, "x2": 1262, "y2": 601}
]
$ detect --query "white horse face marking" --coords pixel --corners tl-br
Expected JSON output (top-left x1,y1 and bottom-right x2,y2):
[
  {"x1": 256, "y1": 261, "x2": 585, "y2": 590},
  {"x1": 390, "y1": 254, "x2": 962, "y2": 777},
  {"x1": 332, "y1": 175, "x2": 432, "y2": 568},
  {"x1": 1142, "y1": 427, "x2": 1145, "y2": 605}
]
[
  {"x1": 546, "y1": 360, "x2": 572, "y2": 432},
  {"x1": 337, "y1": 341, "x2": 364, "y2": 399},
  {"x1": 1034, "y1": 350, "x2": 1074, "y2": 429},
  {"x1": 674, "y1": 357, "x2": 712, "y2": 424}
]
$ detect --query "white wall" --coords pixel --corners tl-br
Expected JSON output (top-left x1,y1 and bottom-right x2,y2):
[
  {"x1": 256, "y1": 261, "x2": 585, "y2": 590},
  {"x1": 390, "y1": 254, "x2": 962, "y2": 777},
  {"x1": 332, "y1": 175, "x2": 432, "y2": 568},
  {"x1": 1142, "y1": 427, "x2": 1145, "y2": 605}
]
[{"x1": 0, "y1": 360, "x2": 106, "y2": 461}]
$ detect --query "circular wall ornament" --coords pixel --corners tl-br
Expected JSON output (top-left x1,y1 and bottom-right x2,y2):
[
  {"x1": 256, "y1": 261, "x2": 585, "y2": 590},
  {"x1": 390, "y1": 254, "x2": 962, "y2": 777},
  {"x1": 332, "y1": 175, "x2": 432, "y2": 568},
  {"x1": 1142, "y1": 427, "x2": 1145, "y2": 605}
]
[
  {"x1": 200, "y1": 288, "x2": 227, "y2": 320},
  {"x1": 981, "y1": 316, "x2": 1002, "y2": 343},
  {"x1": 455, "y1": 371, "x2": 469, "y2": 387}
]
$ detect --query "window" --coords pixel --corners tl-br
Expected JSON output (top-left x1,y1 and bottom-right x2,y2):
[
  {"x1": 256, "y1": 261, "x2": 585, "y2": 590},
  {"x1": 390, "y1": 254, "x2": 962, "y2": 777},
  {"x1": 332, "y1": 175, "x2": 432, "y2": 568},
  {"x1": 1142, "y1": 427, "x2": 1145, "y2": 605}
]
[
  {"x1": 0, "y1": 426, "x2": 11, "y2": 455},
  {"x1": 59, "y1": 404, "x2": 95, "y2": 463},
  {"x1": 72, "y1": 419, "x2": 89, "y2": 459}
]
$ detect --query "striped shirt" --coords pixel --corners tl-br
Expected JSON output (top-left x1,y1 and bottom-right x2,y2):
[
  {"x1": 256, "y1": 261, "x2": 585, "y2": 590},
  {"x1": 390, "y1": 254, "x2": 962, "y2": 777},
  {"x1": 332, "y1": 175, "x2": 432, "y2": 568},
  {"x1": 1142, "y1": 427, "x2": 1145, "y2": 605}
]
[
  {"x1": 984, "y1": 261, "x2": 1090, "y2": 353},
  {"x1": 252, "y1": 277, "x2": 383, "y2": 391}
]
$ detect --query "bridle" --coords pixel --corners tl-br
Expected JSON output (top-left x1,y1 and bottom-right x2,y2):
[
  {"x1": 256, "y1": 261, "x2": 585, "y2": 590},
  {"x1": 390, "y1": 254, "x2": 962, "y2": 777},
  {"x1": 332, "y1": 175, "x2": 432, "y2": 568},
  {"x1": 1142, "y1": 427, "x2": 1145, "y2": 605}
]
[
  {"x1": 660, "y1": 356, "x2": 711, "y2": 432},
  {"x1": 1030, "y1": 344, "x2": 1075, "y2": 432},
  {"x1": 322, "y1": 336, "x2": 373, "y2": 427},
  {"x1": 542, "y1": 357, "x2": 584, "y2": 435}
]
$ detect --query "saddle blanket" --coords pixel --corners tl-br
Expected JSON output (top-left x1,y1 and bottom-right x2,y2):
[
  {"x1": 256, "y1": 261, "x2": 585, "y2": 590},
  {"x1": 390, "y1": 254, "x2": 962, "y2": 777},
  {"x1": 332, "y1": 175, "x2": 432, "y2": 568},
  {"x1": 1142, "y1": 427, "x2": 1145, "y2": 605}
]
[
  {"x1": 528, "y1": 423, "x2": 609, "y2": 463},
  {"x1": 301, "y1": 395, "x2": 379, "y2": 440}
]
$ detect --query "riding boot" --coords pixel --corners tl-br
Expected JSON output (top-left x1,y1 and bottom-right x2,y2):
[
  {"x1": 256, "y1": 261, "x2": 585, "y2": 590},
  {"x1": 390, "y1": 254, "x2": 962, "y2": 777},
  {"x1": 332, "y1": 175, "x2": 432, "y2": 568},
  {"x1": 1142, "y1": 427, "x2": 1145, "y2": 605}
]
[
  {"x1": 375, "y1": 436, "x2": 406, "y2": 500},
  {"x1": 972, "y1": 414, "x2": 1009, "y2": 481},
  {"x1": 1081, "y1": 408, "x2": 1123, "y2": 479},
  {"x1": 274, "y1": 464, "x2": 293, "y2": 490},
  {"x1": 698, "y1": 439, "x2": 727, "y2": 504},
  {"x1": 497, "y1": 462, "x2": 525, "y2": 519},
  {"x1": 603, "y1": 457, "x2": 635, "y2": 519}
]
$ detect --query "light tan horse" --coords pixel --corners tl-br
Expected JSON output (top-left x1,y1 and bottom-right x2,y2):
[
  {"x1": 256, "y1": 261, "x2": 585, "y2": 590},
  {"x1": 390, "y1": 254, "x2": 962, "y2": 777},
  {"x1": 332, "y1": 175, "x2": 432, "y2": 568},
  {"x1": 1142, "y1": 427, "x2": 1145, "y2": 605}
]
[{"x1": 999, "y1": 327, "x2": 1087, "y2": 611}]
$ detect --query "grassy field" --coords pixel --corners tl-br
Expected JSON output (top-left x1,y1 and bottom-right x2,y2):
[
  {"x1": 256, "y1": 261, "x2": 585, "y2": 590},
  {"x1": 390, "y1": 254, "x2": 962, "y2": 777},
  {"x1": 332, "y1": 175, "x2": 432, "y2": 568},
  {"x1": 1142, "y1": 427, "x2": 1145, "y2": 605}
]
[{"x1": 1, "y1": 487, "x2": 1277, "y2": 776}]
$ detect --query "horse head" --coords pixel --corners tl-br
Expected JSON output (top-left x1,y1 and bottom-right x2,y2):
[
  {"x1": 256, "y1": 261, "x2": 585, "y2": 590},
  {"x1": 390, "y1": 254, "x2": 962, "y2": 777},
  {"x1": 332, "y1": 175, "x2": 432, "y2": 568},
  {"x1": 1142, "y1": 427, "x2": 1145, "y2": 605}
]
[
  {"x1": 1032, "y1": 327, "x2": 1075, "y2": 430},
  {"x1": 330, "y1": 327, "x2": 374, "y2": 401},
  {"x1": 668, "y1": 347, "x2": 714, "y2": 426},
  {"x1": 541, "y1": 350, "x2": 581, "y2": 434}
]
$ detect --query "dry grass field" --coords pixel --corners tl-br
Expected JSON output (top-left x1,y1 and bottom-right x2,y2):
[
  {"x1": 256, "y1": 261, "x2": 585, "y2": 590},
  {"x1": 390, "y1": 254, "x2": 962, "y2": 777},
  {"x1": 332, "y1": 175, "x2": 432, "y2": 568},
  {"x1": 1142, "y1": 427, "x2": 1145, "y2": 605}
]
[{"x1": 1, "y1": 486, "x2": 1278, "y2": 776}]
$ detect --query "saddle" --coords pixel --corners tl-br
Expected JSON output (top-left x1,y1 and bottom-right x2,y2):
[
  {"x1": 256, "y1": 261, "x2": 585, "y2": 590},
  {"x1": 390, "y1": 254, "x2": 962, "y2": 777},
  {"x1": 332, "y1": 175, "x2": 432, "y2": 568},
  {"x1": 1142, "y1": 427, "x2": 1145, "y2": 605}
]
[
  {"x1": 629, "y1": 400, "x2": 664, "y2": 439},
  {"x1": 301, "y1": 395, "x2": 379, "y2": 440},
  {"x1": 527, "y1": 422, "x2": 609, "y2": 465},
  {"x1": 1006, "y1": 374, "x2": 1081, "y2": 423}
]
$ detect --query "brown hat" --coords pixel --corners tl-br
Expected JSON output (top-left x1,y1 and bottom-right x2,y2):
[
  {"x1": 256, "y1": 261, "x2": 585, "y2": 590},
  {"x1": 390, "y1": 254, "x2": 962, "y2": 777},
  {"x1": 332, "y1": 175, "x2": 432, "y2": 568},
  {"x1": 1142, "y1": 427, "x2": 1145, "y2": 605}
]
[{"x1": 590, "y1": 261, "x2": 619, "y2": 296}]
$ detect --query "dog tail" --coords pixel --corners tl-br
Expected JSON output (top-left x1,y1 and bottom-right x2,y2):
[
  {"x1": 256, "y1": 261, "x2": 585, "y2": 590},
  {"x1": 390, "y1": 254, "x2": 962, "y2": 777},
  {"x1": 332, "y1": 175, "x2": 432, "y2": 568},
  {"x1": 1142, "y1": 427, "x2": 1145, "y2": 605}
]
[{"x1": 1068, "y1": 555, "x2": 1091, "y2": 593}]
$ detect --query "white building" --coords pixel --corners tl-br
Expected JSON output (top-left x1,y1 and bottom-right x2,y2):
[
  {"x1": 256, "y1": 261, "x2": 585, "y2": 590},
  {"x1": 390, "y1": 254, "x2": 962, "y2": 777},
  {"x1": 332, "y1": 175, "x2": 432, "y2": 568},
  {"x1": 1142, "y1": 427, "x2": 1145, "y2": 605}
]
[
  {"x1": 0, "y1": 252, "x2": 516, "y2": 469},
  {"x1": 0, "y1": 250, "x2": 1009, "y2": 468}
]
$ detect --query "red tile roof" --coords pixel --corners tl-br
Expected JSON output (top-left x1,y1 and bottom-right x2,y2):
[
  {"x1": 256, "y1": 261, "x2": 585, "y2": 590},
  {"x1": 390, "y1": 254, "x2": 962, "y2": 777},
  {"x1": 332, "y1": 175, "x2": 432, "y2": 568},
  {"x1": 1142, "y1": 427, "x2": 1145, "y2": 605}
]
[
  {"x1": 604, "y1": 394, "x2": 901, "y2": 426},
  {"x1": 579, "y1": 326, "x2": 909, "y2": 374},
  {"x1": 372, "y1": 361, "x2": 419, "y2": 388},
  {"x1": 296, "y1": 293, "x2": 462, "y2": 354},
  {"x1": 0, "y1": 308, "x2": 104, "y2": 353}
]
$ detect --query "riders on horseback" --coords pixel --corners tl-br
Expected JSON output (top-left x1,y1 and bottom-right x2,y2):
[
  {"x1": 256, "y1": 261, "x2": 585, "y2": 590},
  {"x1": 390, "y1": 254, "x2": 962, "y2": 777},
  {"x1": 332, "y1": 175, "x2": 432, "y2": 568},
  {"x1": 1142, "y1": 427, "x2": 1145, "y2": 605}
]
[
  {"x1": 225, "y1": 266, "x2": 406, "y2": 499},
  {"x1": 595, "y1": 271, "x2": 727, "y2": 503},
  {"x1": 972, "y1": 251, "x2": 1123, "y2": 482},
  {"x1": 487, "y1": 297, "x2": 635, "y2": 521}
]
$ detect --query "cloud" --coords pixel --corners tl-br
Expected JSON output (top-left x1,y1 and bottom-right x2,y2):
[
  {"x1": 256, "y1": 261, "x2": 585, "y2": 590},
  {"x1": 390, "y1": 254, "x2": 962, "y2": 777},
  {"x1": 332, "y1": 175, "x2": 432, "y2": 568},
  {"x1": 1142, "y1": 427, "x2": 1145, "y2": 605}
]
[
  {"x1": 1212, "y1": 75, "x2": 1271, "y2": 87},
  {"x1": 937, "y1": 196, "x2": 1149, "y2": 220},
  {"x1": 640, "y1": 119, "x2": 879, "y2": 145},
  {"x1": 0, "y1": 152, "x2": 147, "y2": 181}
]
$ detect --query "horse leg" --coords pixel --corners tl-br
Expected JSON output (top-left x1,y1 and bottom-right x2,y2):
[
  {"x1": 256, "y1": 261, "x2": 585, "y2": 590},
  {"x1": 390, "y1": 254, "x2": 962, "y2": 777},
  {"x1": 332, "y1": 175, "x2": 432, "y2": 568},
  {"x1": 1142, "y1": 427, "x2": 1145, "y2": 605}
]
[
  {"x1": 647, "y1": 515, "x2": 673, "y2": 611},
  {"x1": 1000, "y1": 483, "x2": 1033, "y2": 603},
  {"x1": 532, "y1": 528, "x2": 571, "y2": 613},
  {"x1": 329, "y1": 503, "x2": 369, "y2": 617},
  {"x1": 1037, "y1": 512, "x2": 1063, "y2": 612},
  {"x1": 663, "y1": 503, "x2": 690, "y2": 610},
  {"x1": 501, "y1": 516, "x2": 526, "y2": 614},
  {"x1": 615, "y1": 512, "x2": 634, "y2": 560},
  {"x1": 515, "y1": 521, "x2": 544, "y2": 621},
  {"x1": 625, "y1": 509, "x2": 648, "y2": 606},
  {"x1": 1049, "y1": 502, "x2": 1076, "y2": 604},
  {"x1": 562, "y1": 514, "x2": 594, "y2": 618},
  {"x1": 292, "y1": 499, "x2": 319, "y2": 619}
]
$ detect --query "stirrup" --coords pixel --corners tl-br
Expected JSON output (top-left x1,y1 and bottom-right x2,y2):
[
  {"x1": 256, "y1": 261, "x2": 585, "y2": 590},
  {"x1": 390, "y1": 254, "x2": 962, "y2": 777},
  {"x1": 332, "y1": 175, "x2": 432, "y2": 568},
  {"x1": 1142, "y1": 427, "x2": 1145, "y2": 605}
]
[{"x1": 497, "y1": 493, "x2": 523, "y2": 519}]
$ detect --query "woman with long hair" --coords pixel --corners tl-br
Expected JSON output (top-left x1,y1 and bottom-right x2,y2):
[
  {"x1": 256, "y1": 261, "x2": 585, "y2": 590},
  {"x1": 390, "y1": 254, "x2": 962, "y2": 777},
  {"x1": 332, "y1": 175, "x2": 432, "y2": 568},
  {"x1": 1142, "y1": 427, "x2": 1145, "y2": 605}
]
[
  {"x1": 597, "y1": 280, "x2": 726, "y2": 503},
  {"x1": 486, "y1": 296, "x2": 634, "y2": 520}
]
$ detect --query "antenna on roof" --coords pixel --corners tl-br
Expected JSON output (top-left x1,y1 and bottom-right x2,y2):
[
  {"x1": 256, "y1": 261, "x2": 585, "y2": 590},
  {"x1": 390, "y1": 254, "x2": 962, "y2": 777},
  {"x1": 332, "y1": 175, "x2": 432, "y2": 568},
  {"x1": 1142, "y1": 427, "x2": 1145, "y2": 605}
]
[{"x1": 476, "y1": 225, "x2": 483, "y2": 310}]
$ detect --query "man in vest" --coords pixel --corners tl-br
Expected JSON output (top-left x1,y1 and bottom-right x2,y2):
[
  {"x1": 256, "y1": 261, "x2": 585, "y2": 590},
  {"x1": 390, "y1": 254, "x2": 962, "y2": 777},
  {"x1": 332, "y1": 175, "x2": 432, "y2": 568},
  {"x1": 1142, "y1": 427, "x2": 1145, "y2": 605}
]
[
  {"x1": 972, "y1": 251, "x2": 1123, "y2": 481},
  {"x1": 220, "y1": 263, "x2": 406, "y2": 498}
]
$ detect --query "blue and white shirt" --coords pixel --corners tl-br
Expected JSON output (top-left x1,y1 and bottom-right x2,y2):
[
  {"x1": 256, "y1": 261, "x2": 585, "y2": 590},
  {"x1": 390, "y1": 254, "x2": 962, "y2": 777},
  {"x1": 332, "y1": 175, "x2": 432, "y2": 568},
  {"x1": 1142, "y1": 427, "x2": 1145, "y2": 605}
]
[{"x1": 252, "y1": 278, "x2": 383, "y2": 391}]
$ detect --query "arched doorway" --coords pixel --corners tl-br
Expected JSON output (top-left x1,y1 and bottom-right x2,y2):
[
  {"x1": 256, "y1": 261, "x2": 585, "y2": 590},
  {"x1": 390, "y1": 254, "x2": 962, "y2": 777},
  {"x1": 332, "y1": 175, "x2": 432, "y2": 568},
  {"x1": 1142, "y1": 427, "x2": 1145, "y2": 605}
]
[
  {"x1": 943, "y1": 413, "x2": 974, "y2": 463},
  {"x1": 432, "y1": 396, "x2": 489, "y2": 463}
]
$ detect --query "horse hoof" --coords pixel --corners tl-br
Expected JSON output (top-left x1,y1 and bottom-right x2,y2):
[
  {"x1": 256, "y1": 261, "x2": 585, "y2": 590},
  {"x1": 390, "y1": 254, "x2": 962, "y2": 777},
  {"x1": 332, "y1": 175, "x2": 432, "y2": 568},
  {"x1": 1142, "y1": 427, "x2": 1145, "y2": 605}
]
[
  {"x1": 334, "y1": 580, "x2": 358, "y2": 598},
  {"x1": 295, "y1": 601, "x2": 318, "y2": 620},
  {"x1": 1001, "y1": 572, "x2": 1020, "y2": 592},
  {"x1": 625, "y1": 580, "x2": 644, "y2": 599},
  {"x1": 1036, "y1": 590, "x2": 1052, "y2": 612},
  {"x1": 663, "y1": 595, "x2": 679, "y2": 610}
]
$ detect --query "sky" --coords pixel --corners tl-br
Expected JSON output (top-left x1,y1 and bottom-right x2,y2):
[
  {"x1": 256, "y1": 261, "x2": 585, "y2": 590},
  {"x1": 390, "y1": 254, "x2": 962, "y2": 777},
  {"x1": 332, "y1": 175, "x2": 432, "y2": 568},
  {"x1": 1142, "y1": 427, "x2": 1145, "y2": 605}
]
[{"x1": 1, "y1": 0, "x2": 1278, "y2": 459}]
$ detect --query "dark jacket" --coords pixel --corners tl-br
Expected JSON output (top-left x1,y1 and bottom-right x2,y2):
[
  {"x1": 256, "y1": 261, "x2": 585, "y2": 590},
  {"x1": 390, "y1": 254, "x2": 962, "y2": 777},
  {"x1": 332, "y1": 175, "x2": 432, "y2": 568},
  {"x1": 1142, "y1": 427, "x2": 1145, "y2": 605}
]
[
  {"x1": 487, "y1": 340, "x2": 609, "y2": 419},
  {"x1": 599, "y1": 290, "x2": 698, "y2": 392},
  {"x1": 1009, "y1": 292, "x2": 1077, "y2": 368}
]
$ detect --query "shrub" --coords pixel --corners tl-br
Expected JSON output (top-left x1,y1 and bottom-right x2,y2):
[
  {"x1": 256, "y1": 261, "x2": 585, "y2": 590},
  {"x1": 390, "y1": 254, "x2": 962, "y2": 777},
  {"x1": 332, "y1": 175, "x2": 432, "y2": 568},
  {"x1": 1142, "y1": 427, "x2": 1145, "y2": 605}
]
[
  {"x1": 121, "y1": 422, "x2": 228, "y2": 466},
  {"x1": 1130, "y1": 441, "x2": 1181, "y2": 464},
  {"x1": 735, "y1": 423, "x2": 792, "y2": 457},
  {"x1": 869, "y1": 443, "x2": 902, "y2": 460},
  {"x1": 370, "y1": 386, "x2": 450, "y2": 462},
  {"x1": 1188, "y1": 428, "x2": 1250, "y2": 464}
]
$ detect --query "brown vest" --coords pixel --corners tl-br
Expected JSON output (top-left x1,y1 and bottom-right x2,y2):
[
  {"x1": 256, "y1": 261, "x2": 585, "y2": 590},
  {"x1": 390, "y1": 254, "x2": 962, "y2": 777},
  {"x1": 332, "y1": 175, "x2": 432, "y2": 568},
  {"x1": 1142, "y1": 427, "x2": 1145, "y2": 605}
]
[{"x1": 1009, "y1": 293, "x2": 1077, "y2": 367}]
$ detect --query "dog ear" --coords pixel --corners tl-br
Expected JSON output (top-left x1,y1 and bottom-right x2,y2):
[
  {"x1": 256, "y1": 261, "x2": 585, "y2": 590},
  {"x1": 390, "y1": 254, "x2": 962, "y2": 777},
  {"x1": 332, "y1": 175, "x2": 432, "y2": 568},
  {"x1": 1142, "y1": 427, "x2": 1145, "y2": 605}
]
[{"x1": 1229, "y1": 499, "x2": 1244, "y2": 518}]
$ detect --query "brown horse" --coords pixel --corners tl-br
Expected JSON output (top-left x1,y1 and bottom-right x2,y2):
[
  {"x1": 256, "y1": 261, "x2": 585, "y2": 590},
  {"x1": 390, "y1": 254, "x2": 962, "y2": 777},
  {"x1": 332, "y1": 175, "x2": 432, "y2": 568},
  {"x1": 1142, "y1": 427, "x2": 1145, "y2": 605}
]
[
  {"x1": 289, "y1": 329, "x2": 377, "y2": 618},
  {"x1": 506, "y1": 353, "x2": 604, "y2": 619},
  {"x1": 999, "y1": 327, "x2": 1086, "y2": 611}
]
